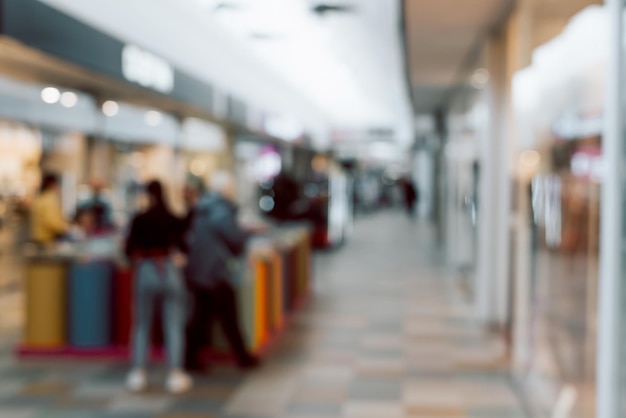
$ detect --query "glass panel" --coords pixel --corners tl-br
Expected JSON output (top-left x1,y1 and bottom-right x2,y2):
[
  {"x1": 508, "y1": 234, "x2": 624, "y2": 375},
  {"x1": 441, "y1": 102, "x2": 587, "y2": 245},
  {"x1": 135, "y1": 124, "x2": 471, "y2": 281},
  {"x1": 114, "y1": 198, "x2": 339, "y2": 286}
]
[
  {"x1": 516, "y1": 4, "x2": 607, "y2": 416},
  {"x1": 619, "y1": 2, "x2": 626, "y2": 416}
]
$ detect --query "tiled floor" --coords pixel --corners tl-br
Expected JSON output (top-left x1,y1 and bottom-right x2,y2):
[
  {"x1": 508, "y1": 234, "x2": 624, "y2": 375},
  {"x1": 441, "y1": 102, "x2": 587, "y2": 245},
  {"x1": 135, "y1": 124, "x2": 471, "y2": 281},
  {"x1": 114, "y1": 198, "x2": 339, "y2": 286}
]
[{"x1": 0, "y1": 212, "x2": 526, "y2": 417}]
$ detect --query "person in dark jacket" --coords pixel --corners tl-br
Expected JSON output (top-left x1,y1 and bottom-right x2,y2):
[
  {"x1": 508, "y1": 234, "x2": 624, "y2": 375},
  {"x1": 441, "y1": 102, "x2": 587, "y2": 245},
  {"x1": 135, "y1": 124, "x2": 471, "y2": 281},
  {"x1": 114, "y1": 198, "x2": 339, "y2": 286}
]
[
  {"x1": 401, "y1": 176, "x2": 419, "y2": 218},
  {"x1": 184, "y1": 171, "x2": 259, "y2": 371},
  {"x1": 125, "y1": 180, "x2": 192, "y2": 394}
]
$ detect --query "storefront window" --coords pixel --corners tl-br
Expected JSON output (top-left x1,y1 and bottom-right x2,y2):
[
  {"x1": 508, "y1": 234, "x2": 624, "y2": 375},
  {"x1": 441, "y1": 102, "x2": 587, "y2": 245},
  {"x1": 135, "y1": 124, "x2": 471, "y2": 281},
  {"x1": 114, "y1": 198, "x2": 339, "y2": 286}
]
[{"x1": 512, "y1": 5, "x2": 608, "y2": 417}]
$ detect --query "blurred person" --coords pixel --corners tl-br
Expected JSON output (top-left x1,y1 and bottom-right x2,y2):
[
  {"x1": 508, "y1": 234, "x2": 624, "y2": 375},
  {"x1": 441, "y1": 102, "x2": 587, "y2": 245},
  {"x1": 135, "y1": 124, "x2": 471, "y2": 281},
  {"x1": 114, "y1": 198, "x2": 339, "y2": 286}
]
[
  {"x1": 124, "y1": 180, "x2": 192, "y2": 394},
  {"x1": 184, "y1": 171, "x2": 259, "y2": 372},
  {"x1": 70, "y1": 208, "x2": 97, "y2": 240},
  {"x1": 182, "y1": 175, "x2": 206, "y2": 230},
  {"x1": 400, "y1": 176, "x2": 419, "y2": 218},
  {"x1": 30, "y1": 173, "x2": 69, "y2": 246},
  {"x1": 78, "y1": 179, "x2": 114, "y2": 232},
  {"x1": 268, "y1": 171, "x2": 300, "y2": 221}
]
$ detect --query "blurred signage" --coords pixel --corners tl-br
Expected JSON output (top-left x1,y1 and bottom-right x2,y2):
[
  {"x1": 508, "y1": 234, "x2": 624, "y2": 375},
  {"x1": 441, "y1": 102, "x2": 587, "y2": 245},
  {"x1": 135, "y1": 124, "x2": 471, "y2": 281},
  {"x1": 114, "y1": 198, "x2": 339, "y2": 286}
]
[
  {"x1": 331, "y1": 127, "x2": 395, "y2": 143},
  {"x1": 571, "y1": 146, "x2": 603, "y2": 181},
  {"x1": 122, "y1": 45, "x2": 174, "y2": 94},
  {"x1": 0, "y1": 0, "x2": 214, "y2": 114},
  {"x1": 553, "y1": 113, "x2": 603, "y2": 140},
  {"x1": 368, "y1": 127, "x2": 395, "y2": 139}
]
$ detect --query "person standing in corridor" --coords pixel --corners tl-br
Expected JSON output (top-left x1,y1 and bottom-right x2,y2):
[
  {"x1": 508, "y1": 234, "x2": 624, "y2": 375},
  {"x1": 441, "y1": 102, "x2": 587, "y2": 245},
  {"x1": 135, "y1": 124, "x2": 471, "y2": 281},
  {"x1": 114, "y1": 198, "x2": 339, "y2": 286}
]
[
  {"x1": 401, "y1": 176, "x2": 419, "y2": 219},
  {"x1": 124, "y1": 180, "x2": 192, "y2": 394},
  {"x1": 184, "y1": 171, "x2": 259, "y2": 371}
]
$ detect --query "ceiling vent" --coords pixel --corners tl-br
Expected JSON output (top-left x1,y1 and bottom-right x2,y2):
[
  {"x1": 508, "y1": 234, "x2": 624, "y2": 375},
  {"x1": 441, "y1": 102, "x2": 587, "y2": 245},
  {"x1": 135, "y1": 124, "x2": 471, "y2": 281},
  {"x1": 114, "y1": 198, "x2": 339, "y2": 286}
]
[{"x1": 311, "y1": 3, "x2": 356, "y2": 16}]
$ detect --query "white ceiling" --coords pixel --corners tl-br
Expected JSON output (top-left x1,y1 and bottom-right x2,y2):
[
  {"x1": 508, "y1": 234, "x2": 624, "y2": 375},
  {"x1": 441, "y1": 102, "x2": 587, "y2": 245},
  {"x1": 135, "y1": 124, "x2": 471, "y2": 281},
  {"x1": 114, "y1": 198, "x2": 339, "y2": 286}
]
[
  {"x1": 190, "y1": 0, "x2": 414, "y2": 144},
  {"x1": 405, "y1": 0, "x2": 512, "y2": 113},
  {"x1": 404, "y1": 0, "x2": 604, "y2": 115}
]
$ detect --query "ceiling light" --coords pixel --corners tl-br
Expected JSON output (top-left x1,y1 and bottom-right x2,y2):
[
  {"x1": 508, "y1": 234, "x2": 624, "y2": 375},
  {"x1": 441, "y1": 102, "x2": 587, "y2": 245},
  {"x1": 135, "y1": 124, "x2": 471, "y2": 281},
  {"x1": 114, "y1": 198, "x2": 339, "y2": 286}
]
[
  {"x1": 471, "y1": 69, "x2": 490, "y2": 89},
  {"x1": 213, "y1": 1, "x2": 241, "y2": 11},
  {"x1": 369, "y1": 141, "x2": 398, "y2": 160},
  {"x1": 41, "y1": 87, "x2": 61, "y2": 104},
  {"x1": 60, "y1": 91, "x2": 78, "y2": 108},
  {"x1": 259, "y1": 196, "x2": 275, "y2": 212},
  {"x1": 265, "y1": 116, "x2": 304, "y2": 141},
  {"x1": 102, "y1": 100, "x2": 119, "y2": 117},
  {"x1": 145, "y1": 110, "x2": 163, "y2": 127}
]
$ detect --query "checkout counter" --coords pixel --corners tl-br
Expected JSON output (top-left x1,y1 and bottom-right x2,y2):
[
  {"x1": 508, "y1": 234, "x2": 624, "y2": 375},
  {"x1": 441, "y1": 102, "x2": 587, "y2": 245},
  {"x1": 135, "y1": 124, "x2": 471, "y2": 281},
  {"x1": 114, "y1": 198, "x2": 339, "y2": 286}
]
[{"x1": 17, "y1": 225, "x2": 312, "y2": 360}]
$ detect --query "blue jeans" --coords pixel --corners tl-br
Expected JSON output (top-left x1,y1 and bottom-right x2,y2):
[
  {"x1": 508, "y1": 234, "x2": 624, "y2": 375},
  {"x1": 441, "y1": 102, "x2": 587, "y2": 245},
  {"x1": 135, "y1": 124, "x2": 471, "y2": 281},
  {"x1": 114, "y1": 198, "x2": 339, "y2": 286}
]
[{"x1": 131, "y1": 259, "x2": 186, "y2": 369}]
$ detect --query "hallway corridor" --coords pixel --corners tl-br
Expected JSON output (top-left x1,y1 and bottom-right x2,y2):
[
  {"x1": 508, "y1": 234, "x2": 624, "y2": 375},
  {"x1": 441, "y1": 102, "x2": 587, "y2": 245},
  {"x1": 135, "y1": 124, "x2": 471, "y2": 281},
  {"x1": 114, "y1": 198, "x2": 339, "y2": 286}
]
[{"x1": 0, "y1": 212, "x2": 526, "y2": 418}]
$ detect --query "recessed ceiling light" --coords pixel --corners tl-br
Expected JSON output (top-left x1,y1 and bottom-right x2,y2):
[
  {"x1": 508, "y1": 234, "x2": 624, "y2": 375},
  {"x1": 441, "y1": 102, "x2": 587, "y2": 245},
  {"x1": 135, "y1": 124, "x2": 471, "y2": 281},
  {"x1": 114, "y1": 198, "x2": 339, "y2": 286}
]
[
  {"x1": 213, "y1": 1, "x2": 241, "y2": 12},
  {"x1": 102, "y1": 100, "x2": 119, "y2": 117},
  {"x1": 41, "y1": 87, "x2": 61, "y2": 104},
  {"x1": 60, "y1": 91, "x2": 78, "y2": 108},
  {"x1": 471, "y1": 69, "x2": 490, "y2": 89}
]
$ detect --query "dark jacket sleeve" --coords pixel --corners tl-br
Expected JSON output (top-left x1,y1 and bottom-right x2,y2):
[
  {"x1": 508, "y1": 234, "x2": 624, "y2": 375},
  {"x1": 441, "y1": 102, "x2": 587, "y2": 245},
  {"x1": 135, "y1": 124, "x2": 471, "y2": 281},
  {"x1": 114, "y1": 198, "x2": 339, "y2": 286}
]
[
  {"x1": 178, "y1": 210, "x2": 194, "y2": 254},
  {"x1": 124, "y1": 216, "x2": 139, "y2": 258},
  {"x1": 214, "y1": 209, "x2": 248, "y2": 256}
]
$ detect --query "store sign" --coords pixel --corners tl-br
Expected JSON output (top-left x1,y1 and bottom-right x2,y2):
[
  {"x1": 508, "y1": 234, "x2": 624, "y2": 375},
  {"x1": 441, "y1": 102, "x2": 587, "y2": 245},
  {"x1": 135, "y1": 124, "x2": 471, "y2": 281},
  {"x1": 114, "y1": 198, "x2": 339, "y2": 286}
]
[
  {"x1": 553, "y1": 113, "x2": 603, "y2": 140},
  {"x1": 571, "y1": 147, "x2": 604, "y2": 181},
  {"x1": 122, "y1": 45, "x2": 174, "y2": 94},
  {"x1": 225, "y1": 96, "x2": 247, "y2": 126},
  {"x1": 264, "y1": 115, "x2": 304, "y2": 142}
]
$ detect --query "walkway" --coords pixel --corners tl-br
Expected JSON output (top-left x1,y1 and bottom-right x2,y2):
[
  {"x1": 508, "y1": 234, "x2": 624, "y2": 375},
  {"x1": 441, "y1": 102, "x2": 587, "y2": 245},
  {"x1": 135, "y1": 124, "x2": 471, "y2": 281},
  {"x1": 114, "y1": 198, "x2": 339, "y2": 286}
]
[{"x1": 0, "y1": 212, "x2": 525, "y2": 417}]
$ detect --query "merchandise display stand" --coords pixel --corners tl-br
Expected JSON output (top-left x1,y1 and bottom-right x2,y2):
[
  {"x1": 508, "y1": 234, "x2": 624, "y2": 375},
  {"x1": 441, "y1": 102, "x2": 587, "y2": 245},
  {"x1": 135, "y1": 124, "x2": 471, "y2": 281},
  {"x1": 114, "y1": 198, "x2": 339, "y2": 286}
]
[{"x1": 17, "y1": 227, "x2": 313, "y2": 362}]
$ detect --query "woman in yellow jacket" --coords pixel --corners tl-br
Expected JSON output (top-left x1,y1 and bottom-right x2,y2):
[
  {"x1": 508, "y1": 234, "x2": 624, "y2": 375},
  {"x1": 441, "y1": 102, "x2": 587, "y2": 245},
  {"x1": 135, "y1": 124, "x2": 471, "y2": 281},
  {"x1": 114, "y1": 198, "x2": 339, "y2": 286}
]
[{"x1": 31, "y1": 174, "x2": 69, "y2": 245}]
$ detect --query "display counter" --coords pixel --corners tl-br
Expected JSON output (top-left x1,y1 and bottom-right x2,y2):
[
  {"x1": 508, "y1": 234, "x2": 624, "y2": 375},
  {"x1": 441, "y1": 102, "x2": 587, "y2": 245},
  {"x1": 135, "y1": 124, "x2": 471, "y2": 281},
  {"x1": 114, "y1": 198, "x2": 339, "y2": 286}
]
[{"x1": 16, "y1": 226, "x2": 312, "y2": 360}]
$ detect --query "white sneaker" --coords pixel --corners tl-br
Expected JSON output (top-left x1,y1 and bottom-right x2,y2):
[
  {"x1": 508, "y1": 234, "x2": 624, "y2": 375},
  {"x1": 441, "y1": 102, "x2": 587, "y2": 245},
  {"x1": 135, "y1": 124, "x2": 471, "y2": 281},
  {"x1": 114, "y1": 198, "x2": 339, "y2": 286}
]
[
  {"x1": 166, "y1": 369, "x2": 193, "y2": 394},
  {"x1": 126, "y1": 369, "x2": 148, "y2": 393}
]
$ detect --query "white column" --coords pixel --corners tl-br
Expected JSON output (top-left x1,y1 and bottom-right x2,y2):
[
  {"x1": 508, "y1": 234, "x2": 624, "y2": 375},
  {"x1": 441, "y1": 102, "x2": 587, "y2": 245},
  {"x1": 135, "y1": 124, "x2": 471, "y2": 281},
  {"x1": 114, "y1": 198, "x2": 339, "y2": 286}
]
[
  {"x1": 477, "y1": 33, "x2": 510, "y2": 326},
  {"x1": 597, "y1": 0, "x2": 624, "y2": 416},
  {"x1": 477, "y1": 6, "x2": 534, "y2": 329}
]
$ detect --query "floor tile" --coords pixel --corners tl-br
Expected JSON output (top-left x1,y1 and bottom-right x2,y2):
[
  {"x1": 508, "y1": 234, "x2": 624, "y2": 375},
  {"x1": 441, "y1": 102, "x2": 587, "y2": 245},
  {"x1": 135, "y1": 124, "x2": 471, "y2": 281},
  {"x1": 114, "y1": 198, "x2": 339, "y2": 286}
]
[
  {"x1": 0, "y1": 214, "x2": 524, "y2": 418},
  {"x1": 348, "y1": 378, "x2": 403, "y2": 401}
]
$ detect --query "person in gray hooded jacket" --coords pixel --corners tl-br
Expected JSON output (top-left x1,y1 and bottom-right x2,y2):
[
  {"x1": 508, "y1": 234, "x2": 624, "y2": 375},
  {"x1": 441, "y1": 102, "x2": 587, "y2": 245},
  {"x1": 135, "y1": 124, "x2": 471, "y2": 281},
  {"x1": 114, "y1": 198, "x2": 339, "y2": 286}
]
[{"x1": 184, "y1": 172, "x2": 259, "y2": 371}]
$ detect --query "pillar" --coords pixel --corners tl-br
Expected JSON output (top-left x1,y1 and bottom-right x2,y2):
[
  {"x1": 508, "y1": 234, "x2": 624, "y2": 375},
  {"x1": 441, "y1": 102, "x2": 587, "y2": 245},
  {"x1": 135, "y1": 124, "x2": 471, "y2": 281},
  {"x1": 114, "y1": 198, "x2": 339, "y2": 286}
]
[{"x1": 596, "y1": 0, "x2": 623, "y2": 416}]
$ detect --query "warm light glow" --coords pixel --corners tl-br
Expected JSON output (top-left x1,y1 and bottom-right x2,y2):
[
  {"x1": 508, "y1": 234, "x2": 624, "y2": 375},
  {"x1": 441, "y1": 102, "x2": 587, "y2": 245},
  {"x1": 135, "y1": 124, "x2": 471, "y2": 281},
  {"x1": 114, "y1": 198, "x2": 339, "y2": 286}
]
[
  {"x1": 190, "y1": 159, "x2": 208, "y2": 176},
  {"x1": 41, "y1": 87, "x2": 61, "y2": 104},
  {"x1": 60, "y1": 92, "x2": 78, "y2": 108},
  {"x1": 102, "y1": 100, "x2": 119, "y2": 117},
  {"x1": 311, "y1": 155, "x2": 328, "y2": 173},
  {"x1": 520, "y1": 150, "x2": 541, "y2": 167}
]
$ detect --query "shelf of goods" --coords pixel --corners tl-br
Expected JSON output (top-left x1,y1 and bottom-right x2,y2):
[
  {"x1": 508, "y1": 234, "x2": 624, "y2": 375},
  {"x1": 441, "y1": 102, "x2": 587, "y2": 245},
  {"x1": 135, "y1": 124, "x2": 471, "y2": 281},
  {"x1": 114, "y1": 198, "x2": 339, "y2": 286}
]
[{"x1": 17, "y1": 227, "x2": 312, "y2": 360}]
